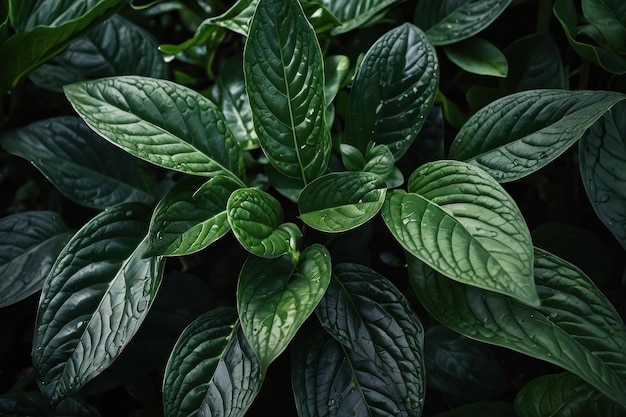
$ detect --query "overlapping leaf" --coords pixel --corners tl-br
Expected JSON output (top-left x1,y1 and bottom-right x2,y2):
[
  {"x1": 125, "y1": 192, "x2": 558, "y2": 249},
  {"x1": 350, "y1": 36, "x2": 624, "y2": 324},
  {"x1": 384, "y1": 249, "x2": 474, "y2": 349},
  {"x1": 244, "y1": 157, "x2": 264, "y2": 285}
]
[
  {"x1": 310, "y1": 0, "x2": 401, "y2": 34},
  {"x1": 582, "y1": 0, "x2": 626, "y2": 54},
  {"x1": 449, "y1": 90, "x2": 626, "y2": 182},
  {"x1": 444, "y1": 37, "x2": 508, "y2": 78},
  {"x1": 244, "y1": 0, "x2": 330, "y2": 183},
  {"x1": 9, "y1": 0, "x2": 113, "y2": 31}
]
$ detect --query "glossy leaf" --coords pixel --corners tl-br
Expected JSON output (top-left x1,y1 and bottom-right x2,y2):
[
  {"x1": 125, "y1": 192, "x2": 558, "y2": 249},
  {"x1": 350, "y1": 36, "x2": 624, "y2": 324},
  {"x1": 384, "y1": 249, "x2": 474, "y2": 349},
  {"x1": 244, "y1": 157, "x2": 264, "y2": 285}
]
[
  {"x1": 301, "y1": 1, "x2": 342, "y2": 33},
  {"x1": 145, "y1": 176, "x2": 240, "y2": 257},
  {"x1": 237, "y1": 244, "x2": 331, "y2": 371},
  {"x1": 413, "y1": 0, "x2": 513, "y2": 45},
  {"x1": 244, "y1": 0, "x2": 330, "y2": 183},
  {"x1": 344, "y1": 23, "x2": 438, "y2": 159},
  {"x1": 0, "y1": 116, "x2": 155, "y2": 209},
  {"x1": 227, "y1": 188, "x2": 302, "y2": 258},
  {"x1": 64, "y1": 76, "x2": 246, "y2": 183},
  {"x1": 449, "y1": 90, "x2": 626, "y2": 182},
  {"x1": 582, "y1": 0, "x2": 626, "y2": 54},
  {"x1": 579, "y1": 101, "x2": 626, "y2": 250},
  {"x1": 10, "y1": 0, "x2": 115, "y2": 31},
  {"x1": 311, "y1": 0, "x2": 401, "y2": 34},
  {"x1": 0, "y1": 211, "x2": 72, "y2": 308},
  {"x1": 363, "y1": 143, "x2": 395, "y2": 179},
  {"x1": 408, "y1": 248, "x2": 626, "y2": 408},
  {"x1": 324, "y1": 55, "x2": 350, "y2": 106},
  {"x1": 316, "y1": 263, "x2": 425, "y2": 416},
  {"x1": 444, "y1": 37, "x2": 508, "y2": 77},
  {"x1": 382, "y1": 160, "x2": 538, "y2": 306},
  {"x1": 298, "y1": 172, "x2": 387, "y2": 233},
  {"x1": 32, "y1": 204, "x2": 165, "y2": 402}
]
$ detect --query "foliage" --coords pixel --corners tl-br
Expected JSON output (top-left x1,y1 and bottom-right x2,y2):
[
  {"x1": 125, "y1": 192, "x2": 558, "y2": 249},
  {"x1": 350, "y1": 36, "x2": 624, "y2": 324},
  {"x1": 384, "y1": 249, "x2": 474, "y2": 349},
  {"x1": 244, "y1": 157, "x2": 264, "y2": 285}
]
[{"x1": 1, "y1": 0, "x2": 626, "y2": 416}]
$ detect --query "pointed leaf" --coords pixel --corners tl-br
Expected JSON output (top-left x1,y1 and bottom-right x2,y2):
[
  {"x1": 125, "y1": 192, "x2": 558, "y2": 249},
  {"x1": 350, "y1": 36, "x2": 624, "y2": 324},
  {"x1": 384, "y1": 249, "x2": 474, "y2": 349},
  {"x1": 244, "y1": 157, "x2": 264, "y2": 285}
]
[
  {"x1": 582, "y1": 0, "x2": 626, "y2": 54},
  {"x1": 244, "y1": 0, "x2": 330, "y2": 183},
  {"x1": 237, "y1": 244, "x2": 331, "y2": 371},
  {"x1": 145, "y1": 176, "x2": 240, "y2": 257},
  {"x1": 579, "y1": 101, "x2": 626, "y2": 250},
  {"x1": 64, "y1": 76, "x2": 246, "y2": 183},
  {"x1": 344, "y1": 23, "x2": 439, "y2": 159},
  {"x1": 316, "y1": 263, "x2": 425, "y2": 416},
  {"x1": 408, "y1": 248, "x2": 626, "y2": 408},
  {"x1": 10, "y1": 0, "x2": 116, "y2": 31},
  {"x1": 444, "y1": 37, "x2": 508, "y2": 78},
  {"x1": 0, "y1": 211, "x2": 72, "y2": 308},
  {"x1": 413, "y1": 0, "x2": 512, "y2": 45},
  {"x1": 298, "y1": 172, "x2": 387, "y2": 233},
  {"x1": 382, "y1": 160, "x2": 538, "y2": 306},
  {"x1": 32, "y1": 204, "x2": 165, "y2": 402},
  {"x1": 449, "y1": 90, "x2": 626, "y2": 183},
  {"x1": 1, "y1": 116, "x2": 155, "y2": 209},
  {"x1": 311, "y1": 0, "x2": 401, "y2": 34}
]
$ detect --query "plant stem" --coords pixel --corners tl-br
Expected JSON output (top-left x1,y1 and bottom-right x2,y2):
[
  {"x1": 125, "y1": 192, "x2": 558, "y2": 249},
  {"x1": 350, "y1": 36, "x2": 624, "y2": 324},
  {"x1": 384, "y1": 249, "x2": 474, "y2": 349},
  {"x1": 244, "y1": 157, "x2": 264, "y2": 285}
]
[{"x1": 536, "y1": 0, "x2": 553, "y2": 33}]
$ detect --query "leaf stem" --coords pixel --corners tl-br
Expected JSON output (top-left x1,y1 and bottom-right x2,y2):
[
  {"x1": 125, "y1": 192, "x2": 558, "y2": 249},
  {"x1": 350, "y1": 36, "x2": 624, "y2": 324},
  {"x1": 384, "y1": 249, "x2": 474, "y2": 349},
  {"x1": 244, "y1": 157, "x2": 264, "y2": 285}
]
[{"x1": 535, "y1": 0, "x2": 552, "y2": 33}]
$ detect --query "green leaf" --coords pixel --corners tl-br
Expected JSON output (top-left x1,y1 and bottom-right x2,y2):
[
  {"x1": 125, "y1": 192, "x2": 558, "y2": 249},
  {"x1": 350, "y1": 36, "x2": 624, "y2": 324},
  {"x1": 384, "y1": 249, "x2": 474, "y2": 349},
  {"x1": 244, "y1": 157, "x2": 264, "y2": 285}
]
[
  {"x1": 301, "y1": 1, "x2": 342, "y2": 33},
  {"x1": 145, "y1": 176, "x2": 240, "y2": 257},
  {"x1": 0, "y1": 116, "x2": 155, "y2": 209},
  {"x1": 237, "y1": 244, "x2": 331, "y2": 371},
  {"x1": 339, "y1": 144, "x2": 365, "y2": 171},
  {"x1": 449, "y1": 90, "x2": 626, "y2": 183},
  {"x1": 298, "y1": 171, "x2": 387, "y2": 233},
  {"x1": 579, "y1": 101, "x2": 626, "y2": 250},
  {"x1": 32, "y1": 203, "x2": 165, "y2": 403},
  {"x1": 432, "y1": 402, "x2": 518, "y2": 417},
  {"x1": 244, "y1": 0, "x2": 330, "y2": 183},
  {"x1": 363, "y1": 143, "x2": 395, "y2": 179},
  {"x1": 162, "y1": 307, "x2": 262, "y2": 417},
  {"x1": 0, "y1": 211, "x2": 72, "y2": 308},
  {"x1": 414, "y1": 0, "x2": 513, "y2": 46},
  {"x1": 310, "y1": 0, "x2": 402, "y2": 34},
  {"x1": 582, "y1": 0, "x2": 626, "y2": 54},
  {"x1": 344, "y1": 23, "x2": 439, "y2": 159},
  {"x1": 324, "y1": 55, "x2": 350, "y2": 106},
  {"x1": 64, "y1": 76, "x2": 245, "y2": 183},
  {"x1": 444, "y1": 37, "x2": 508, "y2": 77},
  {"x1": 316, "y1": 263, "x2": 425, "y2": 416},
  {"x1": 408, "y1": 247, "x2": 626, "y2": 408},
  {"x1": 382, "y1": 160, "x2": 538, "y2": 306},
  {"x1": 9, "y1": 0, "x2": 116, "y2": 31},
  {"x1": 227, "y1": 188, "x2": 302, "y2": 258}
]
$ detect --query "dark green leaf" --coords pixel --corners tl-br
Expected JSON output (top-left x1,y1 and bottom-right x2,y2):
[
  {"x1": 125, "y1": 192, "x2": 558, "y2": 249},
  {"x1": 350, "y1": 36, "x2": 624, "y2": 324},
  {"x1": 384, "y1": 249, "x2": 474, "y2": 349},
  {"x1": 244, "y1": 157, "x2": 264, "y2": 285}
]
[
  {"x1": 382, "y1": 160, "x2": 538, "y2": 306},
  {"x1": 363, "y1": 143, "x2": 395, "y2": 179},
  {"x1": 582, "y1": 0, "x2": 626, "y2": 53},
  {"x1": 0, "y1": 391, "x2": 44, "y2": 415},
  {"x1": 432, "y1": 402, "x2": 518, "y2": 417},
  {"x1": 311, "y1": 0, "x2": 401, "y2": 34},
  {"x1": 237, "y1": 244, "x2": 331, "y2": 371},
  {"x1": 324, "y1": 55, "x2": 350, "y2": 106},
  {"x1": 9, "y1": 0, "x2": 117, "y2": 31},
  {"x1": 450, "y1": 90, "x2": 626, "y2": 182},
  {"x1": 244, "y1": 0, "x2": 330, "y2": 183},
  {"x1": 298, "y1": 171, "x2": 387, "y2": 233},
  {"x1": 444, "y1": 37, "x2": 508, "y2": 77},
  {"x1": 301, "y1": 1, "x2": 341, "y2": 33},
  {"x1": 64, "y1": 76, "x2": 246, "y2": 183},
  {"x1": 32, "y1": 204, "x2": 165, "y2": 402},
  {"x1": 340, "y1": 144, "x2": 365, "y2": 171},
  {"x1": 1, "y1": 116, "x2": 155, "y2": 209},
  {"x1": 344, "y1": 23, "x2": 439, "y2": 159},
  {"x1": 0, "y1": 211, "x2": 71, "y2": 308}
]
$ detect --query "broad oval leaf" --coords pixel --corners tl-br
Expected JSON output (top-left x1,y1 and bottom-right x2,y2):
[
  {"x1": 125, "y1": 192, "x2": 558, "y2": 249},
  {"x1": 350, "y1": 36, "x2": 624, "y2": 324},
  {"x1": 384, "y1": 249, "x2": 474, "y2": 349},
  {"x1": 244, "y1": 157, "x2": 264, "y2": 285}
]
[
  {"x1": 312, "y1": 0, "x2": 402, "y2": 34},
  {"x1": 244, "y1": 0, "x2": 330, "y2": 183},
  {"x1": 145, "y1": 176, "x2": 240, "y2": 257},
  {"x1": 0, "y1": 211, "x2": 72, "y2": 308},
  {"x1": 316, "y1": 263, "x2": 425, "y2": 416},
  {"x1": 413, "y1": 0, "x2": 513, "y2": 45},
  {"x1": 408, "y1": 248, "x2": 626, "y2": 408},
  {"x1": 163, "y1": 307, "x2": 262, "y2": 417},
  {"x1": 579, "y1": 101, "x2": 626, "y2": 250},
  {"x1": 344, "y1": 23, "x2": 439, "y2": 159},
  {"x1": 64, "y1": 76, "x2": 246, "y2": 183},
  {"x1": 32, "y1": 204, "x2": 165, "y2": 402},
  {"x1": 227, "y1": 188, "x2": 302, "y2": 258},
  {"x1": 582, "y1": 0, "x2": 626, "y2": 54},
  {"x1": 1, "y1": 116, "x2": 155, "y2": 209},
  {"x1": 10, "y1": 0, "x2": 117, "y2": 31},
  {"x1": 382, "y1": 160, "x2": 538, "y2": 306},
  {"x1": 444, "y1": 37, "x2": 508, "y2": 78},
  {"x1": 237, "y1": 244, "x2": 331, "y2": 371},
  {"x1": 449, "y1": 89, "x2": 626, "y2": 182},
  {"x1": 298, "y1": 172, "x2": 387, "y2": 233}
]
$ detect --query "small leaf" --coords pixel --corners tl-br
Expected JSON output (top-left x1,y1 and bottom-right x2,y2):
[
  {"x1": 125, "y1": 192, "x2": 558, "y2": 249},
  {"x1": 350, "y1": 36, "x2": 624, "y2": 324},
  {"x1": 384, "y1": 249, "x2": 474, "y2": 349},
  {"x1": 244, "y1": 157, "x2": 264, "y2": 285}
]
[
  {"x1": 314, "y1": 0, "x2": 402, "y2": 34},
  {"x1": 444, "y1": 37, "x2": 508, "y2": 77},
  {"x1": 298, "y1": 171, "x2": 387, "y2": 233},
  {"x1": 324, "y1": 55, "x2": 350, "y2": 105},
  {"x1": 237, "y1": 244, "x2": 331, "y2": 371},
  {"x1": 0, "y1": 211, "x2": 72, "y2": 308},
  {"x1": 364, "y1": 144, "x2": 396, "y2": 179},
  {"x1": 382, "y1": 160, "x2": 538, "y2": 306},
  {"x1": 339, "y1": 144, "x2": 365, "y2": 171},
  {"x1": 582, "y1": 0, "x2": 626, "y2": 54},
  {"x1": 449, "y1": 89, "x2": 626, "y2": 182},
  {"x1": 301, "y1": 1, "x2": 342, "y2": 33}
]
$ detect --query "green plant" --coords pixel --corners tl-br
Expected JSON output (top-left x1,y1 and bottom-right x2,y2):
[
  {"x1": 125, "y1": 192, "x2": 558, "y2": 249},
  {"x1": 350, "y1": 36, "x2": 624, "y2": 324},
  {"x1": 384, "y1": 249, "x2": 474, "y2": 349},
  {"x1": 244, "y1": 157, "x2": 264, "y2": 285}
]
[{"x1": 1, "y1": 0, "x2": 626, "y2": 416}]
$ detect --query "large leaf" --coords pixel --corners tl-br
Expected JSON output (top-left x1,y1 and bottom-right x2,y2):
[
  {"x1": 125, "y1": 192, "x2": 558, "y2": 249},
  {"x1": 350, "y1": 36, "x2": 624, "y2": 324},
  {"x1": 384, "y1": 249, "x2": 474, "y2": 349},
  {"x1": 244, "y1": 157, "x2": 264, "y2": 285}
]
[
  {"x1": 582, "y1": 0, "x2": 626, "y2": 54},
  {"x1": 382, "y1": 160, "x2": 538, "y2": 306},
  {"x1": 0, "y1": 211, "x2": 72, "y2": 308},
  {"x1": 244, "y1": 0, "x2": 330, "y2": 183},
  {"x1": 579, "y1": 101, "x2": 626, "y2": 250},
  {"x1": 32, "y1": 204, "x2": 165, "y2": 402},
  {"x1": 10, "y1": 0, "x2": 113, "y2": 30},
  {"x1": 408, "y1": 248, "x2": 626, "y2": 408},
  {"x1": 162, "y1": 307, "x2": 262, "y2": 417},
  {"x1": 298, "y1": 172, "x2": 387, "y2": 233},
  {"x1": 310, "y1": 0, "x2": 401, "y2": 34},
  {"x1": 237, "y1": 244, "x2": 331, "y2": 371},
  {"x1": 315, "y1": 263, "x2": 425, "y2": 416},
  {"x1": 0, "y1": 116, "x2": 155, "y2": 209},
  {"x1": 449, "y1": 90, "x2": 626, "y2": 183},
  {"x1": 413, "y1": 0, "x2": 513, "y2": 45},
  {"x1": 64, "y1": 76, "x2": 246, "y2": 183},
  {"x1": 344, "y1": 23, "x2": 438, "y2": 159}
]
